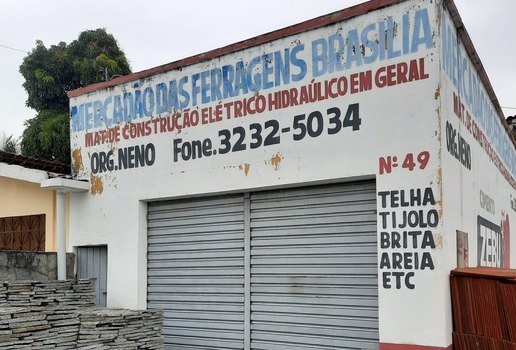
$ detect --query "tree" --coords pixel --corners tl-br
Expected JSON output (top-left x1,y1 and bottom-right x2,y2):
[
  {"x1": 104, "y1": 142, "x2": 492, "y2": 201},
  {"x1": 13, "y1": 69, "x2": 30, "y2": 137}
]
[
  {"x1": 19, "y1": 28, "x2": 131, "y2": 164},
  {"x1": 20, "y1": 110, "x2": 69, "y2": 161},
  {"x1": 0, "y1": 133, "x2": 19, "y2": 154},
  {"x1": 19, "y1": 40, "x2": 75, "y2": 113},
  {"x1": 69, "y1": 29, "x2": 130, "y2": 86}
]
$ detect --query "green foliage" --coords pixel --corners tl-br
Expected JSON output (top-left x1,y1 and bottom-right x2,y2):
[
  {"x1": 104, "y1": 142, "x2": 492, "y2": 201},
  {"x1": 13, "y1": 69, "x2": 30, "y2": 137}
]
[
  {"x1": 20, "y1": 40, "x2": 73, "y2": 112},
  {"x1": 19, "y1": 28, "x2": 131, "y2": 164},
  {"x1": 21, "y1": 110, "x2": 70, "y2": 164},
  {"x1": 34, "y1": 69, "x2": 55, "y2": 85},
  {"x1": 0, "y1": 133, "x2": 19, "y2": 154},
  {"x1": 69, "y1": 29, "x2": 131, "y2": 85}
]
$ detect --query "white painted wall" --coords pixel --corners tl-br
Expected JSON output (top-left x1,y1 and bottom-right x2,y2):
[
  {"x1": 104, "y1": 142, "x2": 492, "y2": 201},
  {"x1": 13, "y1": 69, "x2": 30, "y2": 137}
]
[
  {"x1": 439, "y1": 5, "x2": 516, "y2": 346},
  {"x1": 67, "y1": 0, "x2": 515, "y2": 347}
]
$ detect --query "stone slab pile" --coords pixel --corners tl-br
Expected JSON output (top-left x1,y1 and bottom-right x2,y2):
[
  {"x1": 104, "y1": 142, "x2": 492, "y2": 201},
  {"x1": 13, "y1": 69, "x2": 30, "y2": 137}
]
[
  {"x1": 0, "y1": 279, "x2": 96, "y2": 308},
  {"x1": 0, "y1": 279, "x2": 163, "y2": 349},
  {"x1": 0, "y1": 306, "x2": 80, "y2": 349},
  {"x1": 77, "y1": 308, "x2": 163, "y2": 349}
]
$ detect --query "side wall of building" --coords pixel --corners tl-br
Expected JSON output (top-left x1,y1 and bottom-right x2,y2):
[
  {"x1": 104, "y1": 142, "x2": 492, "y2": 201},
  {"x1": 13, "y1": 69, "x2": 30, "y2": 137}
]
[{"x1": 439, "y1": 2, "x2": 516, "y2": 346}]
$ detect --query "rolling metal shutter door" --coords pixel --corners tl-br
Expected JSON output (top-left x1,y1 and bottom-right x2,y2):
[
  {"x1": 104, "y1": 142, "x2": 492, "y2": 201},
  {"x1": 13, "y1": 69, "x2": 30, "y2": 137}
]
[
  {"x1": 250, "y1": 181, "x2": 378, "y2": 350},
  {"x1": 147, "y1": 195, "x2": 245, "y2": 349}
]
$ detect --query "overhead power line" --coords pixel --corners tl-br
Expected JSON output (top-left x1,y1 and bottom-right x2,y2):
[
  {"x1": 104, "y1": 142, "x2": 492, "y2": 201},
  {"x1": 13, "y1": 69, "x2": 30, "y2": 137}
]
[
  {"x1": 501, "y1": 106, "x2": 516, "y2": 110},
  {"x1": 0, "y1": 43, "x2": 28, "y2": 54}
]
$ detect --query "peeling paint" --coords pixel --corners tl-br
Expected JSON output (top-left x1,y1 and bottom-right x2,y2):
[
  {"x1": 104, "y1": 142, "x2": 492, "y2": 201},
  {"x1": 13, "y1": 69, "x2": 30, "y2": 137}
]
[
  {"x1": 435, "y1": 107, "x2": 442, "y2": 143},
  {"x1": 435, "y1": 97, "x2": 443, "y2": 221},
  {"x1": 90, "y1": 176, "x2": 104, "y2": 196},
  {"x1": 436, "y1": 167, "x2": 443, "y2": 218},
  {"x1": 434, "y1": 86, "x2": 440, "y2": 100},
  {"x1": 270, "y1": 153, "x2": 282, "y2": 170},
  {"x1": 227, "y1": 163, "x2": 252, "y2": 176},
  {"x1": 223, "y1": 164, "x2": 242, "y2": 171},
  {"x1": 71, "y1": 148, "x2": 83, "y2": 173}
]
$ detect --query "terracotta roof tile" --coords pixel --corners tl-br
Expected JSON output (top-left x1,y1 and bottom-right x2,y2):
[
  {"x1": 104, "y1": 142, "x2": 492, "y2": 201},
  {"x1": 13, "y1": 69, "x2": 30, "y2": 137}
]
[{"x1": 0, "y1": 151, "x2": 70, "y2": 175}]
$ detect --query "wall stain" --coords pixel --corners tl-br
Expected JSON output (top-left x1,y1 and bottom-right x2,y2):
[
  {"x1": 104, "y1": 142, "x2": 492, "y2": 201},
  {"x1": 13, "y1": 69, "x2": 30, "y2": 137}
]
[
  {"x1": 71, "y1": 149, "x2": 83, "y2": 173},
  {"x1": 435, "y1": 107, "x2": 442, "y2": 142},
  {"x1": 244, "y1": 163, "x2": 250, "y2": 176},
  {"x1": 436, "y1": 167, "x2": 443, "y2": 218},
  {"x1": 270, "y1": 153, "x2": 282, "y2": 170},
  {"x1": 434, "y1": 86, "x2": 440, "y2": 100},
  {"x1": 90, "y1": 176, "x2": 103, "y2": 196},
  {"x1": 434, "y1": 233, "x2": 443, "y2": 249}
]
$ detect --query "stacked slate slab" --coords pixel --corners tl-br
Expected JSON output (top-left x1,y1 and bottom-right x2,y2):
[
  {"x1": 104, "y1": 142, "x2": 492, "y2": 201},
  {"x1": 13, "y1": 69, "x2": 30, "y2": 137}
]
[
  {"x1": 0, "y1": 279, "x2": 96, "y2": 308},
  {"x1": 77, "y1": 309, "x2": 163, "y2": 349},
  {"x1": 0, "y1": 279, "x2": 163, "y2": 349}
]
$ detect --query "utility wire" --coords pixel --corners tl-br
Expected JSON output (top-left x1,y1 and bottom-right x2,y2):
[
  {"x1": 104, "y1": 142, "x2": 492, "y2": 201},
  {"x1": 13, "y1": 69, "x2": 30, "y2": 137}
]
[
  {"x1": 501, "y1": 106, "x2": 516, "y2": 110},
  {"x1": 0, "y1": 43, "x2": 28, "y2": 54}
]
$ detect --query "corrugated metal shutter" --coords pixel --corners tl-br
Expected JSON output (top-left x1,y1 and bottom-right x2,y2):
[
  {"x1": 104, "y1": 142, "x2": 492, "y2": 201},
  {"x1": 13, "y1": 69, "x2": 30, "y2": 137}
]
[
  {"x1": 147, "y1": 195, "x2": 246, "y2": 349},
  {"x1": 250, "y1": 181, "x2": 378, "y2": 350},
  {"x1": 147, "y1": 180, "x2": 378, "y2": 350}
]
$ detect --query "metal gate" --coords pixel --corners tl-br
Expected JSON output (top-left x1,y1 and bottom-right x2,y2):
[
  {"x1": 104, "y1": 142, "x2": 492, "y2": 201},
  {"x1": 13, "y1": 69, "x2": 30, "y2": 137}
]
[
  {"x1": 77, "y1": 245, "x2": 108, "y2": 307},
  {"x1": 148, "y1": 181, "x2": 378, "y2": 350},
  {"x1": 250, "y1": 182, "x2": 378, "y2": 349},
  {"x1": 148, "y1": 195, "x2": 246, "y2": 349}
]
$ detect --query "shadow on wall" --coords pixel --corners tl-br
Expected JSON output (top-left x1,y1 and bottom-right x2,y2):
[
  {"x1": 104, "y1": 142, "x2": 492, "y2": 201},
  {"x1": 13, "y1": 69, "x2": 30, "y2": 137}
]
[{"x1": 0, "y1": 250, "x2": 74, "y2": 281}]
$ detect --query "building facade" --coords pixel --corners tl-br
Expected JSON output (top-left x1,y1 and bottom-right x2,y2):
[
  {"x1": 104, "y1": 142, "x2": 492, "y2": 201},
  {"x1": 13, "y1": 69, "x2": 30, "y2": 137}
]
[
  {"x1": 66, "y1": 0, "x2": 516, "y2": 348},
  {"x1": 0, "y1": 151, "x2": 71, "y2": 252}
]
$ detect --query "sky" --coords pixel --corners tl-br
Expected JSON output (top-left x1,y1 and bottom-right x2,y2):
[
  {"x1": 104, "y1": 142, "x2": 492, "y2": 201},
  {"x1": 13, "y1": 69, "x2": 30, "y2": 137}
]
[{"x1": 1, "y1": 0, "x2": 515, "y2": 138}]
